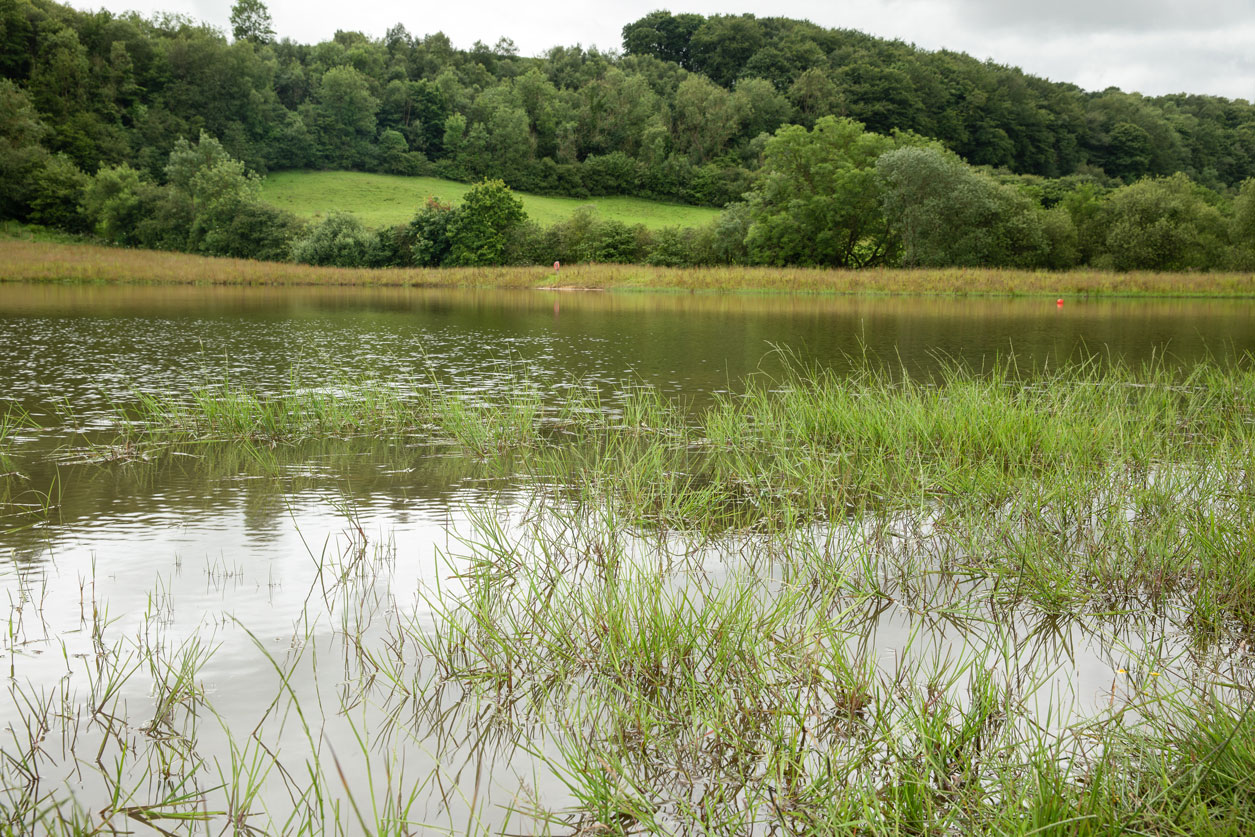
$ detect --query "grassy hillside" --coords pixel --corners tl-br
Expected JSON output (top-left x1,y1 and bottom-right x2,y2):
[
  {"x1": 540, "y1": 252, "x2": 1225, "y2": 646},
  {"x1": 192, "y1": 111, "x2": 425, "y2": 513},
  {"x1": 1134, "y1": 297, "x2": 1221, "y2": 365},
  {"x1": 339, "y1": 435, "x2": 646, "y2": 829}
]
[{"x1": 259, "y1": 171, "x2": 723, "y2": 230}]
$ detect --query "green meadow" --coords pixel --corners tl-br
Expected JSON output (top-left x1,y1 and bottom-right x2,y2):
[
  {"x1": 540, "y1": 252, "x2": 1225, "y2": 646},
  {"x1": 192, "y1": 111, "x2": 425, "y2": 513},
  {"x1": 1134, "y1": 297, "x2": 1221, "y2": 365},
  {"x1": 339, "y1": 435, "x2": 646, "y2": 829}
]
[{"x1": 258, "y1": 170, "x2": 723, "y2": 230}]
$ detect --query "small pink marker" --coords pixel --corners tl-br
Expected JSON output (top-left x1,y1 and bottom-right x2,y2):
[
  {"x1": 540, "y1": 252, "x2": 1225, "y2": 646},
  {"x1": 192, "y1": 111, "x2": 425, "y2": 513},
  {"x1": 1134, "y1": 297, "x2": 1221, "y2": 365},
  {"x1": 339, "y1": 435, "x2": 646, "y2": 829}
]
[{"x1": 1056, "y1": 298, "x2": 1064, "y2": 307}]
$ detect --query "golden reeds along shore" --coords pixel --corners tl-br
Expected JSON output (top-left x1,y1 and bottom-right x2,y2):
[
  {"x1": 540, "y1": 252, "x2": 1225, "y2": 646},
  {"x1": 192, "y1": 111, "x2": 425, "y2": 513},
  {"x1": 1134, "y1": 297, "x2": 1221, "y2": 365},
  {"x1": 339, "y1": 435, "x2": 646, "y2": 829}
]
[{"x1": 4, "y1": 238, "x2": 1255, "y2": 296}]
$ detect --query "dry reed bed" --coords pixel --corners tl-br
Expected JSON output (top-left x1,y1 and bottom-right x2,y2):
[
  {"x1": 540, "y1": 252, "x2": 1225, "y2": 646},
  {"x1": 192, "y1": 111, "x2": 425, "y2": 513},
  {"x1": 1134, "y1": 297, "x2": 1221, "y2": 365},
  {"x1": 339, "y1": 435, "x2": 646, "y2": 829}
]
[{"x1": 5, "y1": 238, "x2": 1255, "y2": 295}]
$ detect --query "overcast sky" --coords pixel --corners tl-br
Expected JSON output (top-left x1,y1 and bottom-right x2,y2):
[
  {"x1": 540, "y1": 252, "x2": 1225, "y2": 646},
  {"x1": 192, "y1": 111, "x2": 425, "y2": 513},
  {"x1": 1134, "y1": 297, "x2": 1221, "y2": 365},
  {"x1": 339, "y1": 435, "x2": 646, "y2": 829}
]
[{"x1": 64, "y1": 0, "x2": 1255, "y2": 100}]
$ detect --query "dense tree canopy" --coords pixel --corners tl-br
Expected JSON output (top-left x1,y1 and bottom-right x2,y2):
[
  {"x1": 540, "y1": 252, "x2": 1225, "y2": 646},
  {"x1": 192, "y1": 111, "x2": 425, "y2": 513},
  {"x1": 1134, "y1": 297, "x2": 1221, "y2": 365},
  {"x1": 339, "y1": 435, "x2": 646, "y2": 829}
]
[
  {"x1": 3, "y1": 0, "x2": 1255, "y2": 275},
  {"x1": 4, "y1": 0, "x2": 1255, "y2": 211}
]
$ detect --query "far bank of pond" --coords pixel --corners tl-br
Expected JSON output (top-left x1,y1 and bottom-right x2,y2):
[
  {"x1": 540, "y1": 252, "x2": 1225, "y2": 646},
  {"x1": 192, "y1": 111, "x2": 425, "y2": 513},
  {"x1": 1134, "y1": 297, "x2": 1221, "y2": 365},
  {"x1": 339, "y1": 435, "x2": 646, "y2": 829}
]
[{"x1": 5, "y1": 237, "x2": 1255, "y2": 296}]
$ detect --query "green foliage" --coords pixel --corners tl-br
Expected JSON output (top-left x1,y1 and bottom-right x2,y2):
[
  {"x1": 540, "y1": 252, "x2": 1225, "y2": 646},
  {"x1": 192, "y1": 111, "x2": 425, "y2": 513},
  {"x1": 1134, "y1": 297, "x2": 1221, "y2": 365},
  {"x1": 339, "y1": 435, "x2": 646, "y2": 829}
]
[
  {"x1": 8, "y1": 0, "x2": 1255, "y2": 272},
  {"x1": 1097, "y1": 173, "x2": 1229, "y2": 271},
  {"x1": 1230, "y1": 179, "x2": 1255, "y2": 269},
  {"x1": 621, "y1": 11, "x2": 704, "y2": 68},
  {"x1": 229, "y1": 0, "x2": 274, "y2": 45},
  {"x1": 312, "y1": 65, "x2": 379, "y2": 168},
  {"x1": 29, "y1": 152, "x2": 89, "y2": 231},
  {"x1": 289, "y1": 211, "x2": 372, "y2": 266},
  {"x1": 878, "y1": 146, "x2": 1050, "y2": 268},
  {"x1": 82, "y1": 164, "x2": 145, "y2": 244},
  {"x1": 405, "y1": 196, "x2": 456, "y2": 266},
  {"x1": 1105, "y1": 121, "x2": 1154, "y2": 182},
  {"x1": 545, "y1": 206, "x2": 647, "y2": 263},
  {"x1": 670, "y1": 75, "x2": 746, "y2": 164},
  {"x1": 197, "y1": 196, "x2": 300, "y2": 260},
  {"x1": 745, "y1": 116, "x2": 903, "y2": 268},
  {"x1": 0, "y1": 78, "x2": 48, "y2": 219},
  {"x1": 377, "y1": 129, "x2": 421, "y2": 175},
  {"x1": 445, "y1": 179, "x2": 526, "y2": 265}
]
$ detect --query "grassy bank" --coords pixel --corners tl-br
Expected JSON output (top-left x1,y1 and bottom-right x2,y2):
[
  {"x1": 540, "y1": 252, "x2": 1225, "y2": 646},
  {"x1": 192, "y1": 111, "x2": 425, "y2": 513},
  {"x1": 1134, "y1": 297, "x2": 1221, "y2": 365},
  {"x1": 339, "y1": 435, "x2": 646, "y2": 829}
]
[
  {"x1": 259, "y1": 170, "x2": 722, "y2": 230},
  {"x1": 5, "y1": 237, "x2": 1255, "y2": 296}
]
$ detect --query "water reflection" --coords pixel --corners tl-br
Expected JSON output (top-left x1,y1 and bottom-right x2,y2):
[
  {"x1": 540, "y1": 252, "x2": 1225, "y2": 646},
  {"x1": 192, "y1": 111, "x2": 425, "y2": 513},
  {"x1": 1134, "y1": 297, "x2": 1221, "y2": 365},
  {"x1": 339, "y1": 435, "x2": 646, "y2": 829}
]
[{"x1": 2, "y1": 284, "x2": 1254, "y2": 831}]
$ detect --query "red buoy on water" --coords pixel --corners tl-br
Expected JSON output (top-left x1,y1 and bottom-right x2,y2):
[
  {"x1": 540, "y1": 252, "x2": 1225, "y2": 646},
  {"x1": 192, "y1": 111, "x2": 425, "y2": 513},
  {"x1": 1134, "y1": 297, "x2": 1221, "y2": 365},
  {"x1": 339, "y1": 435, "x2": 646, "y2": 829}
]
[{"x1": 1057, "y1": 298, "x2": 1064, "y2": 307}]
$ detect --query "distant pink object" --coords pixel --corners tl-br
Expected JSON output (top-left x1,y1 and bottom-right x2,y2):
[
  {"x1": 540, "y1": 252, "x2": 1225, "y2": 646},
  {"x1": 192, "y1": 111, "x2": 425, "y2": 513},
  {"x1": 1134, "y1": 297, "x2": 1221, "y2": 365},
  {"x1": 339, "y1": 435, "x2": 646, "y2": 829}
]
[{"x1": 554, "y1": 260, "x2": 561, "y2": 271}]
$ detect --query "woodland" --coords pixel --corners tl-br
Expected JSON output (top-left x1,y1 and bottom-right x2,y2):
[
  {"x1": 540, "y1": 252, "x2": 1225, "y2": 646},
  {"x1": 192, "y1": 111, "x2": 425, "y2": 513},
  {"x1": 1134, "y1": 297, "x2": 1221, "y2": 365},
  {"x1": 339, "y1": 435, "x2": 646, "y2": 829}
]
[{"x1": 3, "y1": 0, "x2": 1255, "y2": 271}]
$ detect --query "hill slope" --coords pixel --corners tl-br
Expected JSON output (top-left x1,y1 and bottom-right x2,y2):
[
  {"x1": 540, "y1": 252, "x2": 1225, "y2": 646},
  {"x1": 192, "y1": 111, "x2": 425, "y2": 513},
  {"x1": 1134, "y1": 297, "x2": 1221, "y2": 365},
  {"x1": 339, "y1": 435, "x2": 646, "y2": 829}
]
[{"x1": 259, "y1": 172, "x2": 721, "y2": 230}]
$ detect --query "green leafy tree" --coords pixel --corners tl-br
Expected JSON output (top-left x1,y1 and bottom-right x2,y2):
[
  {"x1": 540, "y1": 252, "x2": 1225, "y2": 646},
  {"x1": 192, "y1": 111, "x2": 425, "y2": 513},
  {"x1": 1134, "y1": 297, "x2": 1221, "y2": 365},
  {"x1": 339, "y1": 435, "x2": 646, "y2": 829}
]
[
  {"x1": 378, "y1": 129, "x2": 416, "y2": 174},
  {"x1": 165, "y1": 132, "x2": 234, "y2": 197},
  {"x1": 459, "y1": 122, "x2": 491, "y2": 179},
  {"x1": 877, "y1": 146, "x2": 1049, "y2": 267},
  {"x1": 514, "y1": 68, "x2": 562, "y2": 159},
  {"x1": 670, "y1": 75, "x2": 747, "y2": 164},
  {"x1": 1232, "y1": 178, "x2": 1255, "y2": 269},
  {"x1": 621, "y1": 11, "x2": 704, "y2": 68},
  {"x1": 29, "y1": 153, "x2": 89, "y2": 231},
  {"x1": 576, "y1": 68, "x2": 658, "y2": 158},
  {"x1": 82, "y1": 164, "x2": 145, "y2": 244},
  {"x1": 230, "y1": 0, "x2": 275, "y2": 45},
  {"x1": 312, "y1": 66, "x2": 379, "y2": 168},
  {"x1": 200, "y1": 200, "x2": 300, "y2": 260},
  {"x1": 445, "y1": 179, "x2": 526, "y2": 266},
  {"x1": 1097, "y1": 173, "x2": 1229, "y2": 271},
  {"x1": 731, "y1": 77, "x2": 793, "y2": 144},
  {"x1": 1105, "y1": 122, "x2": 1154, "y2": 182},
  {"x1": 28, "y1": 27, "x2": 88, "y2": 120},
  {"x1": 406, "y1": 197, "x2": 457, "y2": 266},
  {"x1": 441, "y1": 112, "x2": 468, "y2": 176},
  {"x1": 289, "y1": 211, "x2": 372, "y2": 265},
  {"x1": 0, "y1": 78, "x2": 48, "y2": 220},
  {"x1": 745, "y1": 117, "x2": 903, "y2": 268},
  {"x1": 688, "y1": 15, "x2": 765, "y2": 87}
]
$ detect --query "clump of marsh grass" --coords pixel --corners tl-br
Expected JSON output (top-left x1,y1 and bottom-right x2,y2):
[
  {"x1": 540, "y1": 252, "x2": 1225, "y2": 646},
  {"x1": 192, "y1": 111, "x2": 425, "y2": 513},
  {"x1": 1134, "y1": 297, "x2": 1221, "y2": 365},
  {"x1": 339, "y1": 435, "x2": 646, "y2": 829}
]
[
  {"x1": 125, "y1": 375, "x2": 428, "y2": 443},
  {"x1": 405, "y1": 499, "x2": 1255, "y2": 834}
]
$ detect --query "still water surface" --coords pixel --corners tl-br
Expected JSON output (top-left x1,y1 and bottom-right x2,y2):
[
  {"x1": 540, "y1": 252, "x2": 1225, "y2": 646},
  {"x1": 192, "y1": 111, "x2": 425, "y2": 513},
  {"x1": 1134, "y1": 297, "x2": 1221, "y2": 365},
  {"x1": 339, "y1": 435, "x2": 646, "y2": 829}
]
[{"x1": 2, "y1": 283, "x2": 1254, "y2": 830}]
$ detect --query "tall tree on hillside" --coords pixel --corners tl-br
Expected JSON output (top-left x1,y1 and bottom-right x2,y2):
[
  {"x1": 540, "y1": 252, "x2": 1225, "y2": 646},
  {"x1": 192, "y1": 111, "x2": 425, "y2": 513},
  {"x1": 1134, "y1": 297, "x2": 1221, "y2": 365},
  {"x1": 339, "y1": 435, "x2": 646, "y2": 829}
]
[
  {"x1": 311, "y1": 65, "x2": 379, "y2": 168},
  {"x1": 230, "y1": 0, "x2": 275, "y2": 45}
]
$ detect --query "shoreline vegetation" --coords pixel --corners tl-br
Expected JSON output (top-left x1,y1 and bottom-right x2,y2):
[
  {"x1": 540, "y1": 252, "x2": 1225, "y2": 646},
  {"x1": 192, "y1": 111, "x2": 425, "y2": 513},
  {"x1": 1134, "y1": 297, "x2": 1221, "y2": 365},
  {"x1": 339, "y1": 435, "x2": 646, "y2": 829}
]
[
  {"x1": 5, "y1": 359, "x2": 1255, "y2": 832},
  {"x1": 5, "y1": 237, "x2": 1255, "y2": 297}
]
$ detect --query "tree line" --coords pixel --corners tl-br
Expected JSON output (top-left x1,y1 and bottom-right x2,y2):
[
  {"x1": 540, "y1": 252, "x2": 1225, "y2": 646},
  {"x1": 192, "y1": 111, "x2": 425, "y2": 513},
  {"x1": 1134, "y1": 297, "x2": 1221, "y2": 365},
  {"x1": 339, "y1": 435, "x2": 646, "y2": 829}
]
[
  {"x1": 17, "y1": 119, "x2": 1250, "y2": 273},
  {"x1": 1, "y1": 0, "x2": 1254, "y2": 272},
  {"x1": 6, "y1": 0, "x2": 1255, "y2": 196}
]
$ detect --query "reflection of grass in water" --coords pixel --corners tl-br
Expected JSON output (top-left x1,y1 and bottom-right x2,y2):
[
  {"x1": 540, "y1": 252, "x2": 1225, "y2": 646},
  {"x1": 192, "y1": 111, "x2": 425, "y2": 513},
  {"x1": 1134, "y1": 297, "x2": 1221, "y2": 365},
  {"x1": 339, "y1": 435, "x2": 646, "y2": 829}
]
[
  {"x1": 408, "y1": 502, "x2": 1255, "y2": 834},
  {"x1": 97, "y1": 373, "x2": 542, "y2": 459},
  {"x1": 1, "y1": 405, "x2": 58, "y2": 538},
  {"x1": 0, "y1": 404, "x2": 34, "y2": 467}
]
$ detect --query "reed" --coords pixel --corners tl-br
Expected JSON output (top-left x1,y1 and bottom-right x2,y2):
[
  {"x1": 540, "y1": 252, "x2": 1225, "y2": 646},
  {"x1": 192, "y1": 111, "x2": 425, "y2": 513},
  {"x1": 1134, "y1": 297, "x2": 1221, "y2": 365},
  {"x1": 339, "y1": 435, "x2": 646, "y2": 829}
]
[
  {"x1": 7, "y1": 354, "x2": 1255, "y2": 833},
  {"x1": 7, "y1": 237, "x2": 1255, "y2": 296}
]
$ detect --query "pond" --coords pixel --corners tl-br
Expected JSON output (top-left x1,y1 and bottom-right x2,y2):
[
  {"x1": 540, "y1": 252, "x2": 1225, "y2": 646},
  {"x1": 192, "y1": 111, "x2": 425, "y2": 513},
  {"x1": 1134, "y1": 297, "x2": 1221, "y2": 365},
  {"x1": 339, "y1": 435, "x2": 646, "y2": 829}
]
[{"x1": 2, "y1": 283, "x2": 1254, "y2": 834}]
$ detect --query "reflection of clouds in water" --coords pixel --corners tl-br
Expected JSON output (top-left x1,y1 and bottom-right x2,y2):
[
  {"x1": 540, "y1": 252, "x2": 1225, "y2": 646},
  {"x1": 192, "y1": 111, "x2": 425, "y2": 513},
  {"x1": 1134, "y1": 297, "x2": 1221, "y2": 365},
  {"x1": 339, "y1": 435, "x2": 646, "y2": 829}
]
[{"x1": 3, "y1": 485, "x2": 1251, "y2": 830}]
